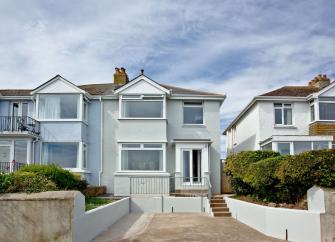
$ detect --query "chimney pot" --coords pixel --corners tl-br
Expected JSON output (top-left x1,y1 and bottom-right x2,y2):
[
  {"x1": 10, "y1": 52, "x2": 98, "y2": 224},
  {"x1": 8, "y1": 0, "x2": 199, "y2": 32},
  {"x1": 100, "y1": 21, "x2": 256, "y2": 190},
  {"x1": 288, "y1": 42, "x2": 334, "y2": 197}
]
[
  {"x1": 141, "y1": 69, "x2": 144, "y2": 75},
  {"x1": 308, "y1": 74, "x2": 331, "y2": 89},
  {"x1": 114, "y1": 67, "x2": 129, "y2": 85}
]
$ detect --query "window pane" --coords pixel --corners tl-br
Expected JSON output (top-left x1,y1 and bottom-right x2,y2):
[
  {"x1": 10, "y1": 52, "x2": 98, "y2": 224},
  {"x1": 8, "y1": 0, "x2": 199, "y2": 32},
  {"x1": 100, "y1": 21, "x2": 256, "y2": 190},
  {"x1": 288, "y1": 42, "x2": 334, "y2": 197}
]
[
  {"x1": 313, "y1": 141, "x2": 329, "y2": 150},
  {"x1": 83, "y1": 144, "x2": 87, "y2": 169},
  {"x1": 39, "y1": 95, "x2": 79, "y2": 119},
  {"x1": 122, "y1": 144, "x2": 141, "y2": 148},
  {"x1": 262, "y1": 143, "x2": 272, "y2": 151},
  {"x1": 121, "y1": 150, "x2": 163, "y2": 170},
  {"x1": 277, "y1": 143, "x2": 291, "y2": 155},
  {"x1": 310, "y1": 105, "x2": 315, "y2": 121},
  {"x1": 14, "y1": 140, "x2": 27, "y2": 163},
  {"x1": 0, "y1": 146, "x2": 11, "y2": 163},
  {"x1": 143, "y1": 144, "x2": 163, "y2": 148},
  {"x1": 184, "y1": 106, "x2": 203, "y2": 124},
  {"x1": 184, "y1": 101, "x2": 202, "y2": 106},
  {"x1": 284, "y1": 108, "x2": 292, "y2": 125},
  {"x1": 42, "y1": 143, "x2": 78, "y2": 168},
  {"x1": 319, "y1": 103, "x2": 335, "y2": 120},
  {"x1": 22, "y1": 103, "x2": 28, "y2": 117},
  {"x1": 294, "y1": 142, "x2": 311, "y2": 154},
  {"x1": 122, "y1": 101, "x2": 162, "y2": 118},
  {"x1": 274, "y1": 103, "x2": 282, "y2": 107},
  {"x1": 183, "y1": 151, "x2": 190, "y2": 182},
  {"x1": 274, "y1": 109, "x2": 282, "y2": 124}
]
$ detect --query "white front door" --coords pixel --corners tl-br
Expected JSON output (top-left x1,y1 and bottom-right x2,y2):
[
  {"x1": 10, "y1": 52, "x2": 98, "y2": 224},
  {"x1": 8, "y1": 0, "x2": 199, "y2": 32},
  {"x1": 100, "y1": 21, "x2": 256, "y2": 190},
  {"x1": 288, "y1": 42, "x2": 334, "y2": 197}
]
[{"x1": 182, "y1": 149, "x2": 202, "y2": 184}]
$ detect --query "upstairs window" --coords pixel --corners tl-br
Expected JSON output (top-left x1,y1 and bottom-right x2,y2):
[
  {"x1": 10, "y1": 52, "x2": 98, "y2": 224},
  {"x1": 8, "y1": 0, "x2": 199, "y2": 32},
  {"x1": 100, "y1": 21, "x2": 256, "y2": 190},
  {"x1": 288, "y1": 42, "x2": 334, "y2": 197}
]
[
  {"x1": 38, "y1": 94, "x2": 80, "y2": 120},
  {"x1": 319, "y1": 102, "x2": 335, "y2": 120},
  {"x1": 121, "y1": 95, "x2": 163, "y2": 118},
  {"x1": 183, "y1": 101, "x2": 204, "y2": 124},
  {"x1": 274, "y1": 103, "x2": 292, "y2": 125},
  {"x1": 310, "y1": 104, "x2": 315, "y2": 121}
]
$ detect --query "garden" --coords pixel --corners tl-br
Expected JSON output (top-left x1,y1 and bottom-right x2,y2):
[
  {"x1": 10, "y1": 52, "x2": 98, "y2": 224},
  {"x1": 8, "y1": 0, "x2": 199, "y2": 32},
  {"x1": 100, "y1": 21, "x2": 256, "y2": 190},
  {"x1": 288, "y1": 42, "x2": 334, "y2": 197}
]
[
  {"x1": 0, "y1": 164, "x2": 113, "y2": 211},
  {"x1": 224, "y1": 149, "x2": 335, "y2": 208}
]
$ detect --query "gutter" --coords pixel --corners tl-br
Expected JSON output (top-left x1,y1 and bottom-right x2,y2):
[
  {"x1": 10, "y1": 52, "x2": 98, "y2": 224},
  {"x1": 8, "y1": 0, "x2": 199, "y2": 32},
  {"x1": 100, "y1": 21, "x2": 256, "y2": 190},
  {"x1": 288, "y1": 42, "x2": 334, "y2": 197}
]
[{"x1": 99, "y1": 96, "x2": 104, "y2": 186}]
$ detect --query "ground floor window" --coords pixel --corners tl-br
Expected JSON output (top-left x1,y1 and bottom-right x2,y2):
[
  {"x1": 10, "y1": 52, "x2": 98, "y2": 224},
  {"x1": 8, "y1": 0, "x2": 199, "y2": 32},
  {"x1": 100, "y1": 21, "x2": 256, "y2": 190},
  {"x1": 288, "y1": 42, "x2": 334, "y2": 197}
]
[
  {"x1": 42, "y1": 142, "x2": 79, "y2": 168},
  {"x1": 262, "y1": 140, "x2": 331, "y2": 155},
  {"x1": 0, "y1": 139, "x2": 29, "y2": 164},
  {"x1": 120, "y1": 143, "x2": 164, "y2": 171}
]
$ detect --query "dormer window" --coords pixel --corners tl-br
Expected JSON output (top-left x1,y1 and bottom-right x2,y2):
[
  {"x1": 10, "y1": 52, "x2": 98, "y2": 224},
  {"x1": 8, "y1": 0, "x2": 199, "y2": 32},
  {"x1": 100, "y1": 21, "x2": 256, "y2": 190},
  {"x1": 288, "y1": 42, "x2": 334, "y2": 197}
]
[
  {"x1": 274, "y1": 103, "x2": 292, "y2": 125},
  {"x1": 38, "y1": 94, "x2": 80, "y2": 120},
  {"x1": 120, "y1": 95, "x2": 164, "y2": 119}
]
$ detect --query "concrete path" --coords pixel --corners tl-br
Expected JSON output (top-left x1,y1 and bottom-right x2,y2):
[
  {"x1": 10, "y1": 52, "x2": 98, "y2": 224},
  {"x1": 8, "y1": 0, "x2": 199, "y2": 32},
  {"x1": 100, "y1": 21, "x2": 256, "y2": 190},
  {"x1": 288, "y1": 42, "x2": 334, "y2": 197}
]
[{"x1": 93, "y1": 213, "x2": 284, "y2": 242}]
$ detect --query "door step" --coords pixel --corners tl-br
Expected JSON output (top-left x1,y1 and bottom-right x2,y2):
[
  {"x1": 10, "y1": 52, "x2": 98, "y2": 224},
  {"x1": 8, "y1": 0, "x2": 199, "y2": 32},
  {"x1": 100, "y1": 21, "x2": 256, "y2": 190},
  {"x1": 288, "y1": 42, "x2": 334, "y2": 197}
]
[{"x1": 210, "y1": 197, "x2": 231, "y2": 217}]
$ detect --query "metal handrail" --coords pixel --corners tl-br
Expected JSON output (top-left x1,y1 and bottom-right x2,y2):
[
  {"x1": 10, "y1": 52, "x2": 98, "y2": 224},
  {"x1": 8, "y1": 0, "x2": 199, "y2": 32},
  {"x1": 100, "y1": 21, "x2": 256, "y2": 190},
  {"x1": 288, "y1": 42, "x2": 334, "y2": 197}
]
[
  {"x1": 0, "y1": 116, "x2": 40, "y2": 136},
  {"x1": 0, "y1": 161, "x2": 26, "y2": 173}
]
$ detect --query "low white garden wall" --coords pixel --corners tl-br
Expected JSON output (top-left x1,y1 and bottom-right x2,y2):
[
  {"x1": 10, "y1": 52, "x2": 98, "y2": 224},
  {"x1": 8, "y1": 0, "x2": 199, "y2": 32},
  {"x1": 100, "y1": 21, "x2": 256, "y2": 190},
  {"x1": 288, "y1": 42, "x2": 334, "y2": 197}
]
[
  {"x1": 73, "y1": 197, "x2": 130, "y2": 242},
  {"x1": 225, "y1": 197, "x2": 321, "y2": 242},
  {"x1": 131, "y1": 196, "x2": 211, "y2": 214}
]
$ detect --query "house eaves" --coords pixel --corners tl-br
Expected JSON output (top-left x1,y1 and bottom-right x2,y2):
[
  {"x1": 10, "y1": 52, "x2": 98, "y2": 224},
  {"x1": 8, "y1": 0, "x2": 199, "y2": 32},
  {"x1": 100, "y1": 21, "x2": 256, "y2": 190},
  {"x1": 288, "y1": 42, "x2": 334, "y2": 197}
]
[{"x1": 223, "y1": 96, "x2": 307, "y2": 135}]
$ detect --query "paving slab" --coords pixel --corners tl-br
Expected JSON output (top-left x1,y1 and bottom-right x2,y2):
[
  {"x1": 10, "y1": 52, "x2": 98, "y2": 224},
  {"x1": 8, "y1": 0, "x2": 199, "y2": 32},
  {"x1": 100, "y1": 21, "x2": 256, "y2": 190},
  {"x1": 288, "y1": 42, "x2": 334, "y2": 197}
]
[{"x1": 93, "y1": 213, "x2": 284, "y2": 242}]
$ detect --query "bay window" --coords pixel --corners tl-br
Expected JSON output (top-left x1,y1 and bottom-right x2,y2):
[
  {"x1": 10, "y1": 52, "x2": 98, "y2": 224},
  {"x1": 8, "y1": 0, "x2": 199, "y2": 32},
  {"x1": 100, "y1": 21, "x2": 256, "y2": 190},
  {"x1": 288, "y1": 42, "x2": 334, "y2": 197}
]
[
  {"x1": 121, "y1": 95, "x2": 164, "y2": 118},
  {"x1": 274, "y1": 103, "x2": 292, "y2": 125},
  {"x1": 38, "y1": 94, "x2": 80, "y2": 120},
  {"x1": 120, "y1": 143, "x2": 164, "y2": 171},
  {"x1": 42, "y1": 142, "x2": 79, "y2": 168},
  {"x1": 183, "y1": 101, "x2": 204, "y2": 124}
]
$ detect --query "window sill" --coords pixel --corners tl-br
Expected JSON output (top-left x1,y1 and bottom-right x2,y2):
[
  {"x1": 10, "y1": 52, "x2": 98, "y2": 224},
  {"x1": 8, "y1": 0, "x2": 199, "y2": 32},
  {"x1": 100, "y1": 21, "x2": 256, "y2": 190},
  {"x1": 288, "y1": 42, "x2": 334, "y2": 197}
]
[
  {"x1": 37, "y1": 119, "x2": 84, "y2": 122},
  {"x1": 114, "y1": 171, "x2": 170, "y2": 176},
  {"x1": 183, "y1": 124, "x2": 206, "y2": 128},
  {"x1": 64, "y1": 168, "x2": 91, "y2": 173},
  {"x1": 273, "y1": 125, "x2": 297, "y2": 129},
  {"x1": 118, "y1": 118, "x2": 167, "y2": 121}
]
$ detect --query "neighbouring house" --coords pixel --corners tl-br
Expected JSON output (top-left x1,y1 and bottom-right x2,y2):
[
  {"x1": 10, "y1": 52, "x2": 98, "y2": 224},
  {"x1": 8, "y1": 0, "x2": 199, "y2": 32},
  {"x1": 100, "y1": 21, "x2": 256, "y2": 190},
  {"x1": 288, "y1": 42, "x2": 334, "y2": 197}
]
[
  {"x1": 224, "y1": 74, "x2": 335, "y2": 155},
  {"x1": 0, "y1": 68, "x2": 225, "y2": 195}
]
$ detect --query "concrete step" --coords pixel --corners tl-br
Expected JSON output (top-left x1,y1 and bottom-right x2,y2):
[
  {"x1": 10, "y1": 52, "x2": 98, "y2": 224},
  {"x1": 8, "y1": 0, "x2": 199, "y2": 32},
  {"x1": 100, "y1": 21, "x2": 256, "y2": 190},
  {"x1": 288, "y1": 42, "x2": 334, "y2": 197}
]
[
  {"x1": 212, "y1": 207, "x2": 229, "y2": 212},
  {"x1": 210, "y1": 198, "x2": 224, "y2": 202},
  {"x1": 170, "y1": 193, "x2": 208, "y2": 197},
  {"x1": 210, "y1": 203, "x2": 227, "y2": 208},
  {"x1": 213, "y1": 211, "x2": 231, "y2": 217}
]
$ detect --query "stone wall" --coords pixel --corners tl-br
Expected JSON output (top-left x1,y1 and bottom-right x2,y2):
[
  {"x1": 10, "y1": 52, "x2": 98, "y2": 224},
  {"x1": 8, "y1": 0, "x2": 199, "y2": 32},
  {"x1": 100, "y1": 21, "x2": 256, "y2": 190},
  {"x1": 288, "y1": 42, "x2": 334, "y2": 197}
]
[{"x1": 0, "y1": 191, "x2": 84, "y2": 242}]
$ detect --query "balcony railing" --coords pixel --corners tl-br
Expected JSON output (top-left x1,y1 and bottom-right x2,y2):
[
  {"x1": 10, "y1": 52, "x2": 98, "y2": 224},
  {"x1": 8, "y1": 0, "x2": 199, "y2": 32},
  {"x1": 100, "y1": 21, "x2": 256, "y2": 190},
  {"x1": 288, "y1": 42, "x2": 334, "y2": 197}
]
[
  {"x1": 0, "y1": 161, "x2": 26, "y2": 173},
  {"x1": 0, "y1": 116, "x2": 40, "y2": 136}
]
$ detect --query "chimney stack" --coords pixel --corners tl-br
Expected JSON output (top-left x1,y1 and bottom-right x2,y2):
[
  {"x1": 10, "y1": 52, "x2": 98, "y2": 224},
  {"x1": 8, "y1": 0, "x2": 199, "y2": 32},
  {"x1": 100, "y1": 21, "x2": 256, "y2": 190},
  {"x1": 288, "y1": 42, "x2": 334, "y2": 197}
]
[
  {"x1": 114, "y1": 67, "x2": 129, "y2": 85},
  {"x1": 308, "y1": 74, "x2": 331, "y2": 89}
]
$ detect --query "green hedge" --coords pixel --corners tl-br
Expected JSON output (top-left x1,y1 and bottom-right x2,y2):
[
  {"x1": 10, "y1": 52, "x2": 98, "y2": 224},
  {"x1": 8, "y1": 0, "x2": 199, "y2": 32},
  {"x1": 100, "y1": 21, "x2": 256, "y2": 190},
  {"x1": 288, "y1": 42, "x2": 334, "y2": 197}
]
[
  {"x1": 0, "y1": 164, "x2": 87, "y2": 194},
  {"x1": 19, "y1": 164, "x2": 87, "y2": 191},
  {"x1": 224, "y1": 149, "x2": 335, "y2": 203}
]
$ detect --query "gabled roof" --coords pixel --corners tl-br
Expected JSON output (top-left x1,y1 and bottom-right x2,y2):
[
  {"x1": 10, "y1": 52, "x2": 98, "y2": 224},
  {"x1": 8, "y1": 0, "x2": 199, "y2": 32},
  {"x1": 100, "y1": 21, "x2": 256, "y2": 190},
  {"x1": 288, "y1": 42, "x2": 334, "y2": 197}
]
[
  {"x1": 260, "y1": 86, "x2": 319, "y2": 97},
  {"x1": 0, "y1": 75, "x2": 225, "y2": 98}
]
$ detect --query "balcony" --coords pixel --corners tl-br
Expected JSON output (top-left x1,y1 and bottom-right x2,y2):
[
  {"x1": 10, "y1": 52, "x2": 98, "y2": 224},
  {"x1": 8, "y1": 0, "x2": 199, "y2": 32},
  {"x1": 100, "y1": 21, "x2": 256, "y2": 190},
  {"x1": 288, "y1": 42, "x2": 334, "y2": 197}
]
[{"x1": 0, "y1": 116, "x2": 40, "y2": 137}]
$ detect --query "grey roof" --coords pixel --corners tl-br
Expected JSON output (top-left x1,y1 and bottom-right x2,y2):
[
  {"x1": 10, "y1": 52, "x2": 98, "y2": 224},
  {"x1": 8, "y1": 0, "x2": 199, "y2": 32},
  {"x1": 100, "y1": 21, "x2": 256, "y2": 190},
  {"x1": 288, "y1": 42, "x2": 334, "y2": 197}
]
[{"x1": 0, "y1": 77, "x2": 225, "y2": 97}]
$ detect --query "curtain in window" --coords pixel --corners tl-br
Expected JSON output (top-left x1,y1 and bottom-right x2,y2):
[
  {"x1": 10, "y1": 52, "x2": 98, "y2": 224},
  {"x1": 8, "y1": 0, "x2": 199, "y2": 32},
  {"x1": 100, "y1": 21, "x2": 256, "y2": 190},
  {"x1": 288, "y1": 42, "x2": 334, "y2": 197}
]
[{"x1": 39, "y1": 96, "x2": 61, "y2": 119}]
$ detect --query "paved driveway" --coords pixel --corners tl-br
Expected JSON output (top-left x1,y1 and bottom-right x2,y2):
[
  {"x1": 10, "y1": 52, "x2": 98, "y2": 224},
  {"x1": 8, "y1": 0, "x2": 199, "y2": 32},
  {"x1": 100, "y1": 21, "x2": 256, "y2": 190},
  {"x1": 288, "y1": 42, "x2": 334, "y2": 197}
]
[{"x1": 93, "y1": 213, "x2": 284, "y2": 242}]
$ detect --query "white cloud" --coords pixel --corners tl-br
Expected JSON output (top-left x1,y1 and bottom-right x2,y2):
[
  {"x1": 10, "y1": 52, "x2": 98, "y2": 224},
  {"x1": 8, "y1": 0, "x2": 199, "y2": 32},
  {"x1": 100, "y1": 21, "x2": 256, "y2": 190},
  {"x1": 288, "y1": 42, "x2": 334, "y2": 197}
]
[{"x1": 0, "y1": 0, "x2": 335, "y2": 157}]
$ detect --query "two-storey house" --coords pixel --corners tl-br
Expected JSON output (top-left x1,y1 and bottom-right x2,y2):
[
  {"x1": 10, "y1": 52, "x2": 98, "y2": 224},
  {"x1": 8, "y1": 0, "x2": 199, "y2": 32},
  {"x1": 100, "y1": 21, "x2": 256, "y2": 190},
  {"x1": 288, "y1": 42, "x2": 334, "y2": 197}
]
[
  {"x1": 0, "y1": 68, "x2": 225, "y2": 195},
  {"x1": 224, "y1": 74, "x2": 334, "y2": 155}
]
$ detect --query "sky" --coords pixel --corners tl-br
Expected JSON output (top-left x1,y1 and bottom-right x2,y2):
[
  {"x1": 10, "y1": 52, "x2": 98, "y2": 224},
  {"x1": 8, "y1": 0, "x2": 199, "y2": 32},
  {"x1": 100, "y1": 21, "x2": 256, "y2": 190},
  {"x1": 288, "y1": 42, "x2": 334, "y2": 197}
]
[{"x1": 1, "y1": 0, "x2": 335, "y2": 157}]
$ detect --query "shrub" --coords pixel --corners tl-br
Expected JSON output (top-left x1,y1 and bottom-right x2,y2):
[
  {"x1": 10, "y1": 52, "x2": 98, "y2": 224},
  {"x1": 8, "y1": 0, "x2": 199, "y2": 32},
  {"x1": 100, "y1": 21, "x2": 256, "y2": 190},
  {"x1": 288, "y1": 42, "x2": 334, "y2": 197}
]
[
  {"x1": 0, "y1": 173, "x2": 13, "y2": 193},
  {"x1": 224, "y1": 150, "x2": 281, "y2": 195},
  {"x1": 278, "y1": 149, "x2": 335, "y2": 188},
  {"x1": 6, "y1": 172, "x2": 57, "y2": 193},
  {"x1": 19, "y1": 164, "x2": 87, "y2": 191}
]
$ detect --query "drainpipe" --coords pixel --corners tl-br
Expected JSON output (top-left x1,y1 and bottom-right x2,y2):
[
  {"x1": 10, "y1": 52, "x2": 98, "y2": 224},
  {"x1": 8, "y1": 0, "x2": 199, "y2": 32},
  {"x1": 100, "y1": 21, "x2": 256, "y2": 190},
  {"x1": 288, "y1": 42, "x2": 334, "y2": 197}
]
[
  {"x1": 99, "y1": 96, "x2": 104, "y2": 185},
  {"x1": 32, "y1": 138, "x2": 39, "y2": 164}
]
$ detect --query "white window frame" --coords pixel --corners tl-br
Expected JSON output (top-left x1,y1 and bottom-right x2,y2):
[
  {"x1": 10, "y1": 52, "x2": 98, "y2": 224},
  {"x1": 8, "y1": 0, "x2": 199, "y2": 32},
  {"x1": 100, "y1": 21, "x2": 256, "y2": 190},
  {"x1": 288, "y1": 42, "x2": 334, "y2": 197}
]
[
  {"x1": 83, "y1": 101, "x2": 88, "y2": 124},
  {"x1": 183, "y1": 101, "x2": 204, "y2": 125},
  {"x1": 119, "y1": 94, "x2": 166, "y2": 119},
  {"x1": 10, "y1": 102, "x2": 29, "y2": 117},
  {"x1": 310, "y1": 102, "x2": 315, "y2": 122},
  {"x1": 274, "y1": 103, "x2": 293, "y2": 126},
  {"x1": 41, "y1": 141, "x2": 86, "y2": 171},
  {"x1": 318, "y1": 100, "x2": 335, "y2": 121},
  {"x1": 0, "y1": 139, "x2": 31, "y2": 164},
  {"x1": 118, "y1": 143, "x2": 166, "y2": 172},
  {"x1": 36, "y1": 94, "x2": 84, "y2": 122},
  {"x1": 272, "y1": 140, "x2": 332, "y2": 155}
]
